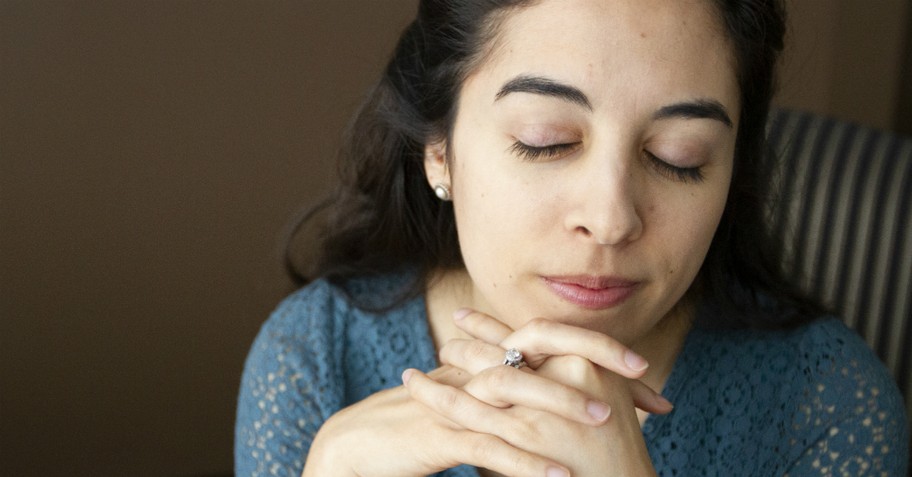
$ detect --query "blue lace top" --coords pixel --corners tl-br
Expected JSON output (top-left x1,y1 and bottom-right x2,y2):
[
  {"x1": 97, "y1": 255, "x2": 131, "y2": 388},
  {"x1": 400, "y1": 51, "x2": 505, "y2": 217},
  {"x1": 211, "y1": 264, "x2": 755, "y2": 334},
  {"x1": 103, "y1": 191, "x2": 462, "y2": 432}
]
[{"x1": 235, "y1": 274, "x2": 909, "y2": 476}]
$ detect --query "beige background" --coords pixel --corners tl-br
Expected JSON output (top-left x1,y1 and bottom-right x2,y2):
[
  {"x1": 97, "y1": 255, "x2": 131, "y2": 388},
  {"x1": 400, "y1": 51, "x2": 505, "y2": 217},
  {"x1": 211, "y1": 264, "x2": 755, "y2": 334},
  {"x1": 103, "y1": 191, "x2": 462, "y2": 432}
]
[{"x1": 1, "y1": 1, "x2": 909, "y2": 475}]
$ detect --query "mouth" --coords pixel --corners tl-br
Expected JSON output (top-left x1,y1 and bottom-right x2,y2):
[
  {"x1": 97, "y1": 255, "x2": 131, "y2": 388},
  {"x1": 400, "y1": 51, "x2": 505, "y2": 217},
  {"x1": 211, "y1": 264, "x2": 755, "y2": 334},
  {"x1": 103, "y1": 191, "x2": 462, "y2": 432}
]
[{"x1": 541, "y1": 275, "x2": 640, "y2": 310}]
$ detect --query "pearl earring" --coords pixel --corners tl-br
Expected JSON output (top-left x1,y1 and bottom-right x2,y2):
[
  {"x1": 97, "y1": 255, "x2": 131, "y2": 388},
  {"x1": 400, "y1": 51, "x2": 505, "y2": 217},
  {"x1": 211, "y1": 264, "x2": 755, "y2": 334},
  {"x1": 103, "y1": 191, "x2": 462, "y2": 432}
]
[{"x1": 433, "y1": 183, "x2": 451, "y2": 201}]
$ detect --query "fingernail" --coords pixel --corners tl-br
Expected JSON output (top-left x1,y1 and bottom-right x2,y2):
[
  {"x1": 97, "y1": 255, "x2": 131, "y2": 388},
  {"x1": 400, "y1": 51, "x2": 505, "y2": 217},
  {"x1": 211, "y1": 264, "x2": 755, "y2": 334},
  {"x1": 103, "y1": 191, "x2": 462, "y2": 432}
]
[
  {"x1": 624, "y1": 350, "x2": 649, "y2": 372},
  {"x1": 657, "y1": 394, "x2": 674, "y2": 411},
  {"x1": 453, "y1": 308, "x2": 472, "y2": 320},
  {"x1": 586, "y1": 400, "x2": 611, "y2": 422},
  {"x1": 546, "y1": 466, "x2": 570, "y2": 477},
  {"x1": 401, "y1": 369, "x2": 414, "y2": 385}
]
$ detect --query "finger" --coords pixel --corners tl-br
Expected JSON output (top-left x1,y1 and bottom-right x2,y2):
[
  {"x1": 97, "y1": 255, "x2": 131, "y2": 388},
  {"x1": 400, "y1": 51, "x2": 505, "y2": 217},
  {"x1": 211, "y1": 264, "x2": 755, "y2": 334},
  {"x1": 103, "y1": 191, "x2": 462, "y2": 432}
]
[
  {"x1": 439, "y1": 338, "x2": 511, "y2": 375},
  {"x1": 501, "y1": 318, "x2": 650, "y2": 379},
  {"x1": 454, "y1": 430, "x2": 570, "y2": 477},
  {"x1": 464, "y1": 365, "x2": 613, "y2": 425},
  {"x1": 427, "y1": 364, "x2": 473, "y2": 387},
  {"x1": 402, "y1": 369, "x2": 570, "y2": 477},
  {"x1": 437, "y1": 348, "x2": 614, "y2": 425},
  {"x1": 629, "y1": 379, "x2": 674, "y2": 415},
  {"x1": 453, "y1": 308, "x2": 513, "y2": 344}
]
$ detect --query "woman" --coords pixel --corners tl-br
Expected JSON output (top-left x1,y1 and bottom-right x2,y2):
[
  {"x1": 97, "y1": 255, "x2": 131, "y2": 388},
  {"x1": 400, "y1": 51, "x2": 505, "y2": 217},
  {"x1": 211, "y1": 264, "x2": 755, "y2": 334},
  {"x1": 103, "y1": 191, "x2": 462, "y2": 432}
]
[{"x1": 236, "y1": 0, "x2": 908, "y2": 475}]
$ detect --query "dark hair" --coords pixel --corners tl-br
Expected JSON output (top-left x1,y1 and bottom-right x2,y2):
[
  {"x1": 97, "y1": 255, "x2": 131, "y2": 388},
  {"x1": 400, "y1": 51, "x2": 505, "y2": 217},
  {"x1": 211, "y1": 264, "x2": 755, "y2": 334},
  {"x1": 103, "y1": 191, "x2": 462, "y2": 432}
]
[
  {"x1": 698, "y1": 0, "x2": 827, "y2": 327},
  {"x1": 285, "y1": 0, "x2": 824, "y2": 326}
]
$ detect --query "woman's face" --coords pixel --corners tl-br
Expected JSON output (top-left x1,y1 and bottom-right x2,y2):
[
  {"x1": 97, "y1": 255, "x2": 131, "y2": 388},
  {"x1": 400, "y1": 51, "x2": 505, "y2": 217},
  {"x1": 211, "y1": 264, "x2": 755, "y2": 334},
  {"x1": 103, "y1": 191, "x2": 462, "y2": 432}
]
[{"x1": 426, "y1": 0, "x2": 739, "y2": 345}]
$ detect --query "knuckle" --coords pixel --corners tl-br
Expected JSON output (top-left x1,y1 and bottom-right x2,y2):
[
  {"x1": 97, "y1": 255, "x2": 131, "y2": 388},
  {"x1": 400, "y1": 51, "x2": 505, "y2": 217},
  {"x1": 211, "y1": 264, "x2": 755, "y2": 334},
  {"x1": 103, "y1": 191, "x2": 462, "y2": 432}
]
[
  {"x1": 467, "y1": 434, "x2": 497, "y2": 462},
  {"x1": 553, "y1": 381, "x2": 586, "y2": 404},
  {"x1": 526, "y1": 317, "x2": 552, "y2": 334},
  {"x1": 483, "y1": 435, "x2": 535, "y2": 473},
  {"x1": 511, "y1": 416, "x2": 539, "y2": 439},
  {"x1": 461, "y1": 428, "x2": 544, "y2": 474},
  {"x1": 562, "y1": 353, "x2": 593, "y2": 369},
  {"x1": 480, "y1": 365, "x2": 513, "y2": 388},
  {"x1": 554, "y1": 354, "x2": 598, "y2": 380},
  {"x1": 435, "y1": 385, "x2": 463, "y2": 411},
  {"x1": 438, "y1": 343, "x2": 455, "y2": 364},
  {"x1": 507, "y1": 450, "x2": 535, "y2": 474},
  {"x1": 465, "y1": 339, "x2": 489, "y2": 362}
]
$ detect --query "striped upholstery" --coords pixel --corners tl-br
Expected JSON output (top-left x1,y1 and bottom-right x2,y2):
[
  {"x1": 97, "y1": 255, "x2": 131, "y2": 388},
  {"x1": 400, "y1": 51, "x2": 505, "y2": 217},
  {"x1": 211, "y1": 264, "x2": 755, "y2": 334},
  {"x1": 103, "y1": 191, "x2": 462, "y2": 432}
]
[{"x1": 766, "y1": 108, "x2": 912, "y2": 415}]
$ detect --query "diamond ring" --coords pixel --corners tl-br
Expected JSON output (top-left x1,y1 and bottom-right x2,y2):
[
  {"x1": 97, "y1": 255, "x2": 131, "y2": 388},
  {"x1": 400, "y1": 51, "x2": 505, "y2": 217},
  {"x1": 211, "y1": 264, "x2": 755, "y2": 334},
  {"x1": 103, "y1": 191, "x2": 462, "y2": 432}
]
[{"x1": 503, "y1": 348, "x2": 526, "y2": 369}]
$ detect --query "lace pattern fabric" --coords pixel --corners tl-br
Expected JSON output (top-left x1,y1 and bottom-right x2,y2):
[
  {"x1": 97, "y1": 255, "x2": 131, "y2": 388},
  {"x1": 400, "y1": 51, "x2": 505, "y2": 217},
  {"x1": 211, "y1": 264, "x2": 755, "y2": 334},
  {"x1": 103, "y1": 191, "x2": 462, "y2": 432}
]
[
  {"x1": 644, "y1": 320, "x2": 908, "y2": 475},
  {"x1": 235, "y1": 275, "x2": 909, "y2": 476}
]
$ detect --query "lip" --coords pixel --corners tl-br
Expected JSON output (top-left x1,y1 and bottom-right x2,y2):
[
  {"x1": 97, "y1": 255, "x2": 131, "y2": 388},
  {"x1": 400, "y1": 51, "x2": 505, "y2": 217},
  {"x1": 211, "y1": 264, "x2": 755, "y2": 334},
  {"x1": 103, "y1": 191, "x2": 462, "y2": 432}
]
[{"x1": 542, "y1": 275, "x2": 640, "y2": 310}]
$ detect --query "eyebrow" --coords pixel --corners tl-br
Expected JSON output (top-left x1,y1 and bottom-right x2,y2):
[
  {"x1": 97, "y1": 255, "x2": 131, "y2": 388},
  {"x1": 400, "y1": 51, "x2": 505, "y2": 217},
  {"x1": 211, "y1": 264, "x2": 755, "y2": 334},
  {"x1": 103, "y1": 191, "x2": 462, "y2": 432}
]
[
  {"x1": 494, "y1": 75, "x2": 592, "y2": 110},
  {"x1": 653, "y1": 100, "x2": 733, "y2": 128},
  {"x1": 495, "y1": 75, "x2": 733, "y2": 128}
]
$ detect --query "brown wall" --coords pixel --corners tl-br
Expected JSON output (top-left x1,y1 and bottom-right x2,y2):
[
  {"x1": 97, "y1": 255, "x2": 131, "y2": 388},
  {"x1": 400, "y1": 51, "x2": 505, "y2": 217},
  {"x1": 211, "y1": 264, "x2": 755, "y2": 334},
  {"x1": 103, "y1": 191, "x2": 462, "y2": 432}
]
[
  {"x1": 776, "y1": 0, "x2": 910, "y2": 131},
  {"x1": 1, "y1": 1, "x2": 416, "y2": 475},
  {"x1": 897, "y1": 3, "x2": 912, "y2": 134},
  {"x1": 0, "y1": 1, "x2": 908, "y2": 476}
]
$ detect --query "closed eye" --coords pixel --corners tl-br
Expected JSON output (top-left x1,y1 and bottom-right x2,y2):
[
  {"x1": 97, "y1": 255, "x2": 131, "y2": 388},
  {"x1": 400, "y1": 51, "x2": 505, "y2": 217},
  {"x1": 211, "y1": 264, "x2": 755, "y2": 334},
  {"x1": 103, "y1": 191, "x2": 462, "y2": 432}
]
[
  {"x1": 644, "y1": 151, "x2": 704, "y2": 183},
  {"x1": 509, "y1": 141, "x2": 580, "y2": 161}
]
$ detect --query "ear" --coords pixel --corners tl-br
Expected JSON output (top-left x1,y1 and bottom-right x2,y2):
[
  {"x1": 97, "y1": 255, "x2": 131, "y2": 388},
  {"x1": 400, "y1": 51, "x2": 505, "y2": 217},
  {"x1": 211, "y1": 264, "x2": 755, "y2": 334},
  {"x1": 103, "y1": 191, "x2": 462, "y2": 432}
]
[{"x1": 423, "y1": 141, "x2": 449, "y2": 188}]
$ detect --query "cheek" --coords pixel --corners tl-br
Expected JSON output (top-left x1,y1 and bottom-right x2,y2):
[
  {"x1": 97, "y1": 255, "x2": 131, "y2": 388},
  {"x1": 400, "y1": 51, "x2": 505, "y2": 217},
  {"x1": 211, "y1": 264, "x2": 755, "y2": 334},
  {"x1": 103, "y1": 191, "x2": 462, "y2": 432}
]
[
  {"x1": 451, "y1": 146, "x2": 551, "y2": 249},
  {"x1": 669, "y1": 217, "x2": 716, "y2": 274},
  {"x1": 657, "y1": 186, "x2": 729, "y2": 279},
  {"x1": 451, "y1": 160, "x2": 522, "y2": 272},
  {"x1": 685, "y1": 195, "x2": 725, "y2": 272},
  {"x1": 450, "y1": 158, "x2": 561, "y2": 307}
]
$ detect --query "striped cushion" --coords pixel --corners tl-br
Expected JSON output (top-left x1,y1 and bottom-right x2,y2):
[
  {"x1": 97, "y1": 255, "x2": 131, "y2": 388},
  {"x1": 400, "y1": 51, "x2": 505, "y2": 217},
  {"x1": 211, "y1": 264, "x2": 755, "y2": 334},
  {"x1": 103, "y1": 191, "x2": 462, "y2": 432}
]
[{"x1": 767, "y1": 108, "x2": 912, "y2": 414}]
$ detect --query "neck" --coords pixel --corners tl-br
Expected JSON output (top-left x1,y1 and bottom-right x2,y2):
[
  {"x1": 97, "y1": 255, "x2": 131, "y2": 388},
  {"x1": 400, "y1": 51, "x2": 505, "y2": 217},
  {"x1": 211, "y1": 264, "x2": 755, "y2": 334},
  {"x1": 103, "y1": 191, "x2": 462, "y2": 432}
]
[
  {"x1": 425, "y1": 268, "x2": 477, "y2": 353},
  {"x1": 631, "y1": 300, "x2": 693, "y2": 424}
]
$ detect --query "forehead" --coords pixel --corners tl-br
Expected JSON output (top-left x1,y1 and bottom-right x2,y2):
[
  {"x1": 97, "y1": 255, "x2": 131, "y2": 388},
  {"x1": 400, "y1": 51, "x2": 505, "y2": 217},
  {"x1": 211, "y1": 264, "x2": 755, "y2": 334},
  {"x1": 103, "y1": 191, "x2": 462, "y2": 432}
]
[{"x1": 472, "y1": 0, "x2": 738, "y2": 113}]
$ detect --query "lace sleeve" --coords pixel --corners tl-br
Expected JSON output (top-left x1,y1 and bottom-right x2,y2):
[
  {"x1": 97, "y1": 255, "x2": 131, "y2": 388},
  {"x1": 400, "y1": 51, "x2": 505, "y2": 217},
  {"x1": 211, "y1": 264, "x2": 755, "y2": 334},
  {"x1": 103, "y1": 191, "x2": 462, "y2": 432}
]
[
  {"x1": 783, "y1": 323, "x2": 909, "y2": 476},
  {"x1": 783, "y1": 404, "x2": 908, "y2": 476},
  {"x1": 235, "y1": 284, "x2": 345, "y2": 477}
]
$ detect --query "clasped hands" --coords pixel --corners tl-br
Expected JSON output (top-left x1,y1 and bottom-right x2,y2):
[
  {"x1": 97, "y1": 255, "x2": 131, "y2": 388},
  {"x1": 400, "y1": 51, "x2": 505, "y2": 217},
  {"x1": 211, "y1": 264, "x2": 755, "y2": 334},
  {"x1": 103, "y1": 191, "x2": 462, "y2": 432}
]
[{"x1": 303, "y1": 309, "x2": 672, "y2": 477}]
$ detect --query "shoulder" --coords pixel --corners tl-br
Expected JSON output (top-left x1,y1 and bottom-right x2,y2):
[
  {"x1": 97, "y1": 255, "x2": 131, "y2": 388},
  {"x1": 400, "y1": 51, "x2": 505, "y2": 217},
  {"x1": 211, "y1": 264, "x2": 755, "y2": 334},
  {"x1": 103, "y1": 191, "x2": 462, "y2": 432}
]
[
  {"x1": 774, "y1": 319, "x2": 910, "y2": 474},
  {"x1": 674, "y1": 317, "x2": 908, "y2": 470},
  {"x1": 238, "y1": 279, "x2": 352, "y2": 416},
  {"x1": 259, "y1": 278, "x2": 340, "y2": 338},
  {"x1": 787, "y1": 320, "x2": 907, "y2": 444},
  {"x1": 686, "y1": 317, "x2": 892, "y2": 382},
  {"x1": 235, "y1": 279, "x2": 348, "y2": 475},
  {"x1": 240, "y1": 279, "x2": 348, "y2": 382},
  {"x1": 256, "y1": 278, "x2": 349, "y2": 346},
  {"x1": 247, "y1": 272, "x2": 418, "y2": 363},
  {"x1": 685, "y1": 318, "x2": 903, "y2": 415},
  {"x1": 785, "y1": 319, "x2": 905, "y2": 419},
  {"x1": 235, "y1": 272, "x2": 433, "y2": 474},
  {"x1": 780, "y1": 318, "x2": 900, "y2": 408},
  {"x1": 240, "y1": 271, "x2": 433, "y2": 401}
]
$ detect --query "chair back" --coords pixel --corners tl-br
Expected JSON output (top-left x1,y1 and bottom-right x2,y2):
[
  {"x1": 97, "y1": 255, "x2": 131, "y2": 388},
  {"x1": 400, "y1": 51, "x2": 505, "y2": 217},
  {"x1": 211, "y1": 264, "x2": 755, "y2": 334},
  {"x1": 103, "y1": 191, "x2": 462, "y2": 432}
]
[{"x1": 767, "y1": 108, "x2": 912, "y2": 414}]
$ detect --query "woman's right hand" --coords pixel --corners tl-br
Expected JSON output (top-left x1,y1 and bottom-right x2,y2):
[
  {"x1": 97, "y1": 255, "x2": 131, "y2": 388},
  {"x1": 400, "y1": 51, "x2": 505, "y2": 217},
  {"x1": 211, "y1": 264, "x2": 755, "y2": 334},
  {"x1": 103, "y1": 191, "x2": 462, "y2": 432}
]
[{"x1": 302, "y1": 364, "x2": 573, "y2": 477}]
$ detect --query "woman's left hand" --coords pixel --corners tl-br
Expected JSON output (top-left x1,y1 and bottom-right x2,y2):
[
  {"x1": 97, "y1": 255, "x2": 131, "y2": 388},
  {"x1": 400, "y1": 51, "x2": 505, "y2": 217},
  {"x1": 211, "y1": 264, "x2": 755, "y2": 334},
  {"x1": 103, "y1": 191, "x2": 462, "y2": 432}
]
[{"x1": 403, "y1": 310, "x2": 670, "y2": 476}]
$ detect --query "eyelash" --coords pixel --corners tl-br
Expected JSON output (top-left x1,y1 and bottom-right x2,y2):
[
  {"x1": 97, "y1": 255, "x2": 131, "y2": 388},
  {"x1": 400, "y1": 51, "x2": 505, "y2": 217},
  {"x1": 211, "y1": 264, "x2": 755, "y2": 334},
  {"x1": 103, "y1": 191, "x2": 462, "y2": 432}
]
[
  {"x1": 644, "y1": 151, "x2": 705, "y2": 183},
  {"x1": 510, "y1": 141, "x2": 705, "y2": 184},
  {"x1": 509, "y1": 141, "x2": 579, "y2": 161}
]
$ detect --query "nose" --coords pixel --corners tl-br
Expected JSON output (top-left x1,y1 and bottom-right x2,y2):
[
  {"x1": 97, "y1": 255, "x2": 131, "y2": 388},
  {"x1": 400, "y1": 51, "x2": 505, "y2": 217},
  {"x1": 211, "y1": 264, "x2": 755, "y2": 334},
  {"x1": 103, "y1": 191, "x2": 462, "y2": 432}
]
[{"x1": 565, "y1": 161, "x2": 643, "y2": 246}]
